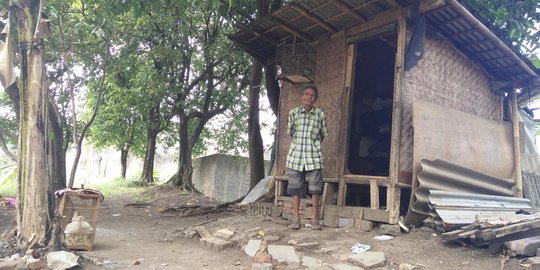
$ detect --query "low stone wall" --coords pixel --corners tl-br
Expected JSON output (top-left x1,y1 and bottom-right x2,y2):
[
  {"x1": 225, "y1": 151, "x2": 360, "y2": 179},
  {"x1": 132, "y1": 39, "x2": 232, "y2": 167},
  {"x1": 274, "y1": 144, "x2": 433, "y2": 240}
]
[{"x1": 192, "y1": 154, "x2": 269, "y2": 203}]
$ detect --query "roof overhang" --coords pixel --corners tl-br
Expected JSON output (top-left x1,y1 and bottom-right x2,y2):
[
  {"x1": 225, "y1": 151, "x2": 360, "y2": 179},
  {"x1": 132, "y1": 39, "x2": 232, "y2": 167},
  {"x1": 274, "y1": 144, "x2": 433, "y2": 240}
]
[{"x1": 230, "y1": 0, "x2": 540, "y2": 97}]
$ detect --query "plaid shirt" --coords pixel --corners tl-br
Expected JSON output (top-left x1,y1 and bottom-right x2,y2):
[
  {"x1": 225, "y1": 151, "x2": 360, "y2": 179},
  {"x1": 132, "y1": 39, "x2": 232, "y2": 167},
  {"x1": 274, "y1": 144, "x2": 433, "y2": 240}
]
[{"x1": 286, "y1": 106, "x2": 328, "y2": 171}]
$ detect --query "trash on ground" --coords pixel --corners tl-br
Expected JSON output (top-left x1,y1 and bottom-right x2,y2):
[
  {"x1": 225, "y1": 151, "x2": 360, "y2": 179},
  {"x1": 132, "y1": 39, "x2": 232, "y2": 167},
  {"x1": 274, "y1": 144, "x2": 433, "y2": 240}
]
[
  {"x1": 373, "y1": 235, "x2": 394, "y2": 241},
  {"x1": 351, "y1": 243, "x2": 371, "y2": 254}
]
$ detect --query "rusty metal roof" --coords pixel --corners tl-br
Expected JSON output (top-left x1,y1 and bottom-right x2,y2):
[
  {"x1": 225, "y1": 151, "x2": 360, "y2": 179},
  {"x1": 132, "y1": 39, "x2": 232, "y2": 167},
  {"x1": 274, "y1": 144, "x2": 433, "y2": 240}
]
[
  {"x1": 426, "y1": 190, "x2": 532, "y2": 231},
  {"x1": 412, "y1": 158, "x2": 516, "y2": 218},
  {"x1": 230, "y1": 0, "x2": 539, "y2": 85},
  {"x1": 230, "y1": 0, "x2": 397, "y2": 63}
]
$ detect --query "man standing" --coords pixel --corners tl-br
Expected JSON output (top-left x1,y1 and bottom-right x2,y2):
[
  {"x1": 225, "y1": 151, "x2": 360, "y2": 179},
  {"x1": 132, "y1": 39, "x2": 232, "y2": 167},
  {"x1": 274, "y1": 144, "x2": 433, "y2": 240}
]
[{"x1": 286, "y1": 85, "x2": 328, "y2": 230}]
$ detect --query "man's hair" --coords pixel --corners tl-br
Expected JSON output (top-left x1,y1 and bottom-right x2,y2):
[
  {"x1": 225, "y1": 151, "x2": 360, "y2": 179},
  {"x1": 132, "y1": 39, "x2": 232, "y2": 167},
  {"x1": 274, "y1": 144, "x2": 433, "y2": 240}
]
[{"x1": 303, "y1": 85, "x2": 318, "y2": 98}]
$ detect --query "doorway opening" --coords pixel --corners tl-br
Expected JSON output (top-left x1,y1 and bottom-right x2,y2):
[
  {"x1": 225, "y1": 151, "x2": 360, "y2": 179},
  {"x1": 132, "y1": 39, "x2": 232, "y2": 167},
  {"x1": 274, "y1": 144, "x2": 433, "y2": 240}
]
[{"x1": 348, "y1": 33, "x2": 397, "y2": 176}]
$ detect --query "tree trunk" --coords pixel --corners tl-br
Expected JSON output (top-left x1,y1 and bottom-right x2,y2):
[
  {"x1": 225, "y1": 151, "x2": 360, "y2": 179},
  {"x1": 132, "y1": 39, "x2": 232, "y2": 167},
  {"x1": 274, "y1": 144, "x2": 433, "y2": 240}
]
[
  {"x1": 264, "y1": 65, "x2": 280, "y2": 116},
  {"x1": 12, "y1": 0, "x2": 52, "y2": 251},
  {"x1": 248, "y1": 60, "x2": 266, "y2": 189},
  {"x1": 120, "y1": 148, "x2": 128, "y2": 179},
  {"x1": 48, "y1": 102, "x2": 66, "y2": 194},
  {"x1": 140, "y1": 130, "x2": 157, "y2": 183},
  {"x1": 172, "y1": 118, "x2": 195, "y2": 190}
]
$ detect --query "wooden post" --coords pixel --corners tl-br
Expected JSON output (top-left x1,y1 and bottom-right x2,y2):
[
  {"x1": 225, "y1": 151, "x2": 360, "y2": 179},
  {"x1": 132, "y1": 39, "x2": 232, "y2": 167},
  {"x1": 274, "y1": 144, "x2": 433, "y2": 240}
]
[
  {"x1": 388, "y1": 8, "x2": 406, "y2": 184},
  {"x1": 387, "y1": 186, "x2": 400, "y2": 224},
  {"x1": 510, "y1": 89, "x2": 523, "y2": 197},
  {"x1": 370, "y1": 179, "x2": 379, "y2": 209}
]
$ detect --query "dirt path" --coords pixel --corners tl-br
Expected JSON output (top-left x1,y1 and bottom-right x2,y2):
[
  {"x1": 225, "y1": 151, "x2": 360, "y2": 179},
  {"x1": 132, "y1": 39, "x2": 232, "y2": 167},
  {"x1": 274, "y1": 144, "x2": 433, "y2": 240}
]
[{"x1": 1, "y1": 189, "x2": 528, "y2": 269}]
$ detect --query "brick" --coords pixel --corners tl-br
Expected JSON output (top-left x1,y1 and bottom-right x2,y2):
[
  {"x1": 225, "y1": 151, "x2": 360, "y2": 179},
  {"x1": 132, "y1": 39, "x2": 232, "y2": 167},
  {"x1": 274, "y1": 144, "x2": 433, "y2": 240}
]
[{"x1": 194, "y1": 226, "x2": 212, "y2": 238}]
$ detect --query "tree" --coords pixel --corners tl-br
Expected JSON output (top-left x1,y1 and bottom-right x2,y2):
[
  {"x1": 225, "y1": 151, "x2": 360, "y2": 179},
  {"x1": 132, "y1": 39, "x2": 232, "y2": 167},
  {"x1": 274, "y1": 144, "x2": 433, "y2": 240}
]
[
  {"x1": 465, "y1": 0, "x2": 540, "y2": 59},
  {"x1": 0, "y1": 0, "x2": 55, "y2": 251}
]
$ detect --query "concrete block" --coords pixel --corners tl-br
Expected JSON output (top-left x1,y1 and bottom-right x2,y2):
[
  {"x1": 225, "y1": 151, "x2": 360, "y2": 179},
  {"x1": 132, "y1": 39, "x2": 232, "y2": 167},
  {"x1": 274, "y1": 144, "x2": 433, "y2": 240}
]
[
  {"x1": 537, "y1": 248, "x2": 540, "y2": 257},
  {"x1": 302, "y1": 256, "x2": 323, "y2": 268},
  {"x1": 332, "y1": 264, "x2": 366, "y2": 270},
  {"x1": 245, "y1": 239, "x2": 263, "y2": 257},
  {"x1": 338, "y1": 217, "x2": 355, "y2": 228},
  {"x1": 348, "y1": 251, "x2": 386, "y2": 269},
  {"x1": 194, "y1": 226, "x2": 212, "y2": 238},
  {"x1": 213, "y1": 228, "x2": 235, "y2": 240},
  {"x1": 356, "y1": 220, "x2": 374, "y2": 231},
  {"x1": 252, "y1": 263, "x2": 273, "y2": 270},
  {"x1": 271, "y1": 206, "x2": 283, "y2": 217},
  {"x1": 200, "y1": 237, "x2": 231, "y2": 250},
  {"x1": 526, "y1": 257, "x2": 540, "y2": 270},
  {"x1": 324, "y1": 214, "x2": 338, "y2": 228},
  {"x1": 379, "y1": 224, "x2": 401, "y2": 236},
  {"x1": 268, "y1": 245, "x2": 300, "y2": 263},
  {"x1": 295, "y1": 242, "x2": 319, "y2": 250},
  {"x1": 507, "y1": 236, "x2": 540, "y2": 256}
]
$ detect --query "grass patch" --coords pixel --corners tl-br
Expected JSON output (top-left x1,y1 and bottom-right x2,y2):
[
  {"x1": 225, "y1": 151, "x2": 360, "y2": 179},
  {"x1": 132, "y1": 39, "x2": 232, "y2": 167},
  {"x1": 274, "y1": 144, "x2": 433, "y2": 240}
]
[{"x1": 84, "y1": 176, "x2": 148, "y2": 199}]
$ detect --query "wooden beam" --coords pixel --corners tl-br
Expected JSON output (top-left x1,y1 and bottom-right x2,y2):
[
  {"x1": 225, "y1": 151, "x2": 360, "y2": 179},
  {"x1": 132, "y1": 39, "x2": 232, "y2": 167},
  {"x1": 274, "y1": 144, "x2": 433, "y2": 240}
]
[
  {"x1": 330, "y1": 0, "x2": 366, "y2": 23},
  {"x1": 370, "y1": 179, "x2": 380, "y2": 209},
  {"x1": 347, "y1": 8, "x2": 399, "y2": 38},
  {"x1": 237, "y1": 23, "x2": 278, "y2": 46},
  {"x1": 385, "y1": 0, "x2": 400, "y2": 8},
  {"x1": 270, "y1": 17, "x2": 313, "y2": 42},
  {"x1": 511, "y1": 89, "x2": 523, "y2": 198},
  {"x1": 386, "y1": 186, "x2": 400, "y2": 224},
  {"x1": 291, "y1": 4, "x2": 337, "y2": 34}
]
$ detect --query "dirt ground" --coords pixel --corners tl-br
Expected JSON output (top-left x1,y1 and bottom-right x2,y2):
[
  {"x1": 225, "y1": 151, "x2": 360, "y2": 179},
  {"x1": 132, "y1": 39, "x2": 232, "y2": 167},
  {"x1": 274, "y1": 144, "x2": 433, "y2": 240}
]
[{"x1": 0, "y1": 188, "x2": 530, "y2": 269}]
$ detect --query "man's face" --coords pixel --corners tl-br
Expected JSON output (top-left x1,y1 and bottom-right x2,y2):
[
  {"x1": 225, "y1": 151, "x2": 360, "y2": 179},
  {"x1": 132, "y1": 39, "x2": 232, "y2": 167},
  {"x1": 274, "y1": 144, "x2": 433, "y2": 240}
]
[{"x1": 302, "y1": 88, "x2": 317, "y2": 108}]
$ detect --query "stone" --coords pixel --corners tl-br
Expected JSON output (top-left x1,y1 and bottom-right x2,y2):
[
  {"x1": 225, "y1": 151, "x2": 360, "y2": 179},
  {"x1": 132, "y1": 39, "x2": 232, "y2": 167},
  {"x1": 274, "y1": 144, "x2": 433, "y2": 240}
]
[
  {"x1": 302, "y1": 256, "x2": 323, "y2": 268},
  {"x1": 46, "y1": 251, "x2": 79, "y2": 270},
  {"x1": 200, "y1": 237, "x2": 231, "y2": 250},
  {"x1": 184, "y1": 228, "x2": 197, "y2": 238},
  {"x1": 194, "y1": 226, "x2": 212, "y2": 238},
  {"x1": 264, "y1": 235, "x2": 280, "y2": 242},
  {"x1": 213, "y1": 228, "x2": 235, "y2": 240},
  {"x1": 507, "y1": 236, "x2": 540, "y2": 256},
  {"x1": 332, "y1": 264, "x2": 366, "y2": 270},
  {"x1": 245, "y1": 239, "x2": 263, "y2": 257},
  {"x1": 338, "y1": 218, "x2": 355, "y2": 228},
  {"x1": 356, "y1": 220, "x2": 374, "y2": 232},
  {"x1": 526, "y1": 257, "x2": 540, "y2": 270},
  {"x1": 0, "y1": 261, "x2": 27, "y2": 270},
  {"x1": 347, "y1": 251, "x2": 386, "y2": 269},
  {"x1": 268, "y1": 245, "x2": 300, "y2": 263},
  {"x1": 252, "y1": 263, "x2": 273, "y2": 270},
  {"x1": 379, "y1": 224, "x2": 401, "y2": 236},
  {"x1": 295, "y1": 242, "x2": 319, "y2": 250},
  {"x1": 254, "y1": 251, "x2": 273, "y2": 263},
  {"x1": 26, "y1": 258, "x2": 43, "y2": 270},
  {"x1": 399, "y1": 263, "x2": 415, "y2": 270}
]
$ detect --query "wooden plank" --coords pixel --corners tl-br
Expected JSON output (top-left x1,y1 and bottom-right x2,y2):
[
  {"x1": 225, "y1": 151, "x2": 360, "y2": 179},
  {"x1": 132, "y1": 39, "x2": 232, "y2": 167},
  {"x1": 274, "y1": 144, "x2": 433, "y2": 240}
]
[
  {"x1": 338, "y1": 206, "x2": 364, "y2": 219},
  {"x1": 387, "y1": 186, "x2": 400, "y2": 224},
  {"x1": 345, "y1": 45, "x2": 355, "y2": 88},
  {"x1": 330, "y1": 0, "x2": 366, "y2": 22},
  {"x1": 389, "y1": 7, "x2": 406, "y2": 185},
  {"x1": 363, "y1": 208, "x2": 389, "y2": 223},
  {"x1": 510, "y1": 90, "x2": 523, "y2": 197},
  {"x1": 346, "y1": 9, "x2": 399, "y2": 40},
  {"x1": 337, "y1": 180, "x2": 347, "y2": 206},
  {"x1": 370, "y1": 180, "x2": 380, "y2": 209}
]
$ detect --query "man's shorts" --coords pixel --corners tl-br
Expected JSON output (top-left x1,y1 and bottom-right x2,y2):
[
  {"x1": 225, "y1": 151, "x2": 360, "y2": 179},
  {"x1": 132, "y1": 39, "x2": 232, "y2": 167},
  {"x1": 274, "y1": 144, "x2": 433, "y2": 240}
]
[{"x1": 287, "y1": 169, "x2": 323, "y2": 196}]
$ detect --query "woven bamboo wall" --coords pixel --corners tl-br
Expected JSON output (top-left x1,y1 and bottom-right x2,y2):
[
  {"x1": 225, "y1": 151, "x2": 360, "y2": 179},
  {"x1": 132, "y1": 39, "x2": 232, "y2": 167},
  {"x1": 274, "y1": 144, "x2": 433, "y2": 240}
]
[
  {"x1": 276, "y1": 35, "x2": 347, "y2": 178},
  {"x1": 399, "y1": 36, "x2": 503, "y2": 172}
]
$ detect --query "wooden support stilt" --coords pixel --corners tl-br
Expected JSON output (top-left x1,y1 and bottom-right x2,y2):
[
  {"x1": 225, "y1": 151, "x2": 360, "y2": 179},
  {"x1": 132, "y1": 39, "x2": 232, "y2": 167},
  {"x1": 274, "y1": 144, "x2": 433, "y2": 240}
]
[{"x1": 370, "y1": 179, "x2": 379, "y2": 209}]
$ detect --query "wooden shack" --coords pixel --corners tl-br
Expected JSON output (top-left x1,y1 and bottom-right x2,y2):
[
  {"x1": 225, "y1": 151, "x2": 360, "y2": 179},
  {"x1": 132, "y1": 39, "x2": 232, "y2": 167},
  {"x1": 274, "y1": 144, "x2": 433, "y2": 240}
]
[{"x1": 231, "y1": 0, "x2": 540, "y2": 226}]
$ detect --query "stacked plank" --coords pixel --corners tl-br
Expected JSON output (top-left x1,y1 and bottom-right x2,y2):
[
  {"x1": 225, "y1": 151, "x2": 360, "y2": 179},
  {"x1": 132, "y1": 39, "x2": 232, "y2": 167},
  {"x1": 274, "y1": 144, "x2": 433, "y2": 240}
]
[{"x1": 441, "y1": 212, "x2": 540, "y2": 247}]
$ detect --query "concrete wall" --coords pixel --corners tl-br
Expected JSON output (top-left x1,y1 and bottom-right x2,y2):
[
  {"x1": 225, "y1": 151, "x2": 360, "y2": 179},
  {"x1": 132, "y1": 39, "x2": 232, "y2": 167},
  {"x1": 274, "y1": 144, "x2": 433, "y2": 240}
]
[{"x1": 192, "y1": 154, "x2": 269, "y2": 202}]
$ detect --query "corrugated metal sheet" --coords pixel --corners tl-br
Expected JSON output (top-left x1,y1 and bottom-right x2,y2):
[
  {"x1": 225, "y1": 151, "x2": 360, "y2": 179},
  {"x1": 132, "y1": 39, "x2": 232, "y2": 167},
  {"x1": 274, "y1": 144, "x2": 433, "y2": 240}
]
[
  {"x1": 426, "y1": 190, "x2": 532, "y2": 231},
  {"x1": 230, "y1": 0, "x2": 539, "y2": 86},
  {"x1": 412, "y1": 158, "x2": 516, "y2": 217}
]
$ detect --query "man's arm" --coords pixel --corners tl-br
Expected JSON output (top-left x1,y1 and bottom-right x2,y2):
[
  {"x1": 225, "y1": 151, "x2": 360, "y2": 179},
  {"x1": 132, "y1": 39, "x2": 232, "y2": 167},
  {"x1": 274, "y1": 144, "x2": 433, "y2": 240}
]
[
  {"x1": 320, "y1": 111, "x2": 328, "y2": 142},
  {"x1": 288, "y1": 109, "x2": 295, "y2": 139}
]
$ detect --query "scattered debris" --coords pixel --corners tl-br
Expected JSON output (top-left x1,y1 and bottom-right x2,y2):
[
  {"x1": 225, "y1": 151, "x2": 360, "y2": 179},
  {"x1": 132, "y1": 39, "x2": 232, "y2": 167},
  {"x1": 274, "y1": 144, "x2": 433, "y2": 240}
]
[
  {"x1": 347, "y1": 251, "x2": 386, "y2": 269},
  {"x1": 267, "y1": 245, "x2": 300, "y2": 263},
  {"x1": 441, "y1": 213, "x2": 540, "y2": 247},
  {"x1": 245, "y1": 239, "x2": 263, "y2": 257},
  {"x1": 46, "y1": 251, "x2": 79, "y2": 270},
  {"x1": 373, "y1": 235, "x2": 393, "y2": 241},
  {"x1": 213, "y1": 228, "x2": 235, "y2": 240},
  {"x1": 351, "y1": 243, "x2": 370, "y2": 254}
]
